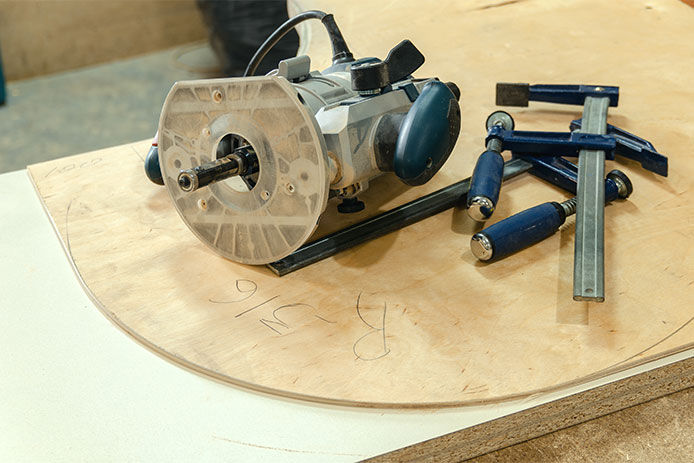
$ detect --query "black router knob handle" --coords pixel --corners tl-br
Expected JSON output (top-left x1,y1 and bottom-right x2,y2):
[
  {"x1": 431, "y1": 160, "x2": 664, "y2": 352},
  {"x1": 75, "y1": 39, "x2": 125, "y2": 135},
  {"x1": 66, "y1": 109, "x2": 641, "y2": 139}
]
[{"x1": 351, "y1": 40, "x2": 425, "y2": 92}]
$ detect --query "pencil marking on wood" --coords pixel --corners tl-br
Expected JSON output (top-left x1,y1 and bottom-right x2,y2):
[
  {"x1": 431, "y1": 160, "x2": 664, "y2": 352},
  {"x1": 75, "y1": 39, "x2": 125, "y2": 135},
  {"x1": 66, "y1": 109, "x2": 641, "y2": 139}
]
[
  {"x1": 65, "y1": 199, "x2": 74, "y2": 258},
  {"x1": 235, "y1": 295, "x2": 279, "y2": 318},
  {"x1": 610, "y1": 316, "x2": 694, "y2": 368},
  {"x1": 45, "y1": 158, "x2": 102, "y2": 178},
  {"x1": 130, "y1": 145, "x2": 144, "y2": 163},
  {"x1": 473, "y1": 0, "x2": 526, "y2": 11},
  {"x1": 260, "y1": 303, "x2": 336, "y2": 335},
  {"x1": 210, "y1": 434, "x2": 367, "y2": 457},
  {"x1": 209, "y1": 279, "x2": 258, "y2": 304},
  {"x1": 353, "y1": 293, "x2": 391, "y2": 361},
  {"x1": 314, "y1": 314, "x2": 337, "y2": 324}
]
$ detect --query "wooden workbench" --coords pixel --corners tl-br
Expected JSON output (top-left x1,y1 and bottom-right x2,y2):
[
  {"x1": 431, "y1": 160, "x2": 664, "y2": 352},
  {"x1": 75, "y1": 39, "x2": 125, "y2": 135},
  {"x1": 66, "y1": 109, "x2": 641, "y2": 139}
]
[{"x1": 24, "y1": 0, "x2": 693, "y2": 460}]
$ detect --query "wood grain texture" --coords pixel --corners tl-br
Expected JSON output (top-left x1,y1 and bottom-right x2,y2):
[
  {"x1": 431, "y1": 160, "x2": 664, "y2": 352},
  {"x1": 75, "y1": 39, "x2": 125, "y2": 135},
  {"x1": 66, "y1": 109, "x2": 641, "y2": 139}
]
[
  {"x1": 27, "y1": 0, "x2": 693, "y2": 408},
  {"x1": 467, "y1": 387, "x2": 693, "y2": 463},
  {"x1": 370, "y1": 359, "x2": 693, "y2": 461},
  {"x1": 0, "y1": 1, "x2": 206, "y2": 81}
]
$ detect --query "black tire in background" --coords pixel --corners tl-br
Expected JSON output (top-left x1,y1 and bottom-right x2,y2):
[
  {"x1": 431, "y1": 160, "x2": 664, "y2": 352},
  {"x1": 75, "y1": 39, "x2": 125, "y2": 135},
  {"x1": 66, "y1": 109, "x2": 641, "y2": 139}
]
[{"x1": 196, "y1": 0, "x2": 300, "y2": 76}]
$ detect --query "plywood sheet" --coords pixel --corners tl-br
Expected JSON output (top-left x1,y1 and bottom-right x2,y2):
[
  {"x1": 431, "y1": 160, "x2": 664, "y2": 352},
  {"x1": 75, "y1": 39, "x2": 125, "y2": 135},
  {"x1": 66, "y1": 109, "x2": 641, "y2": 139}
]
[{"x1": 27, "y1": 0, "x2": 693, "y2": 407}]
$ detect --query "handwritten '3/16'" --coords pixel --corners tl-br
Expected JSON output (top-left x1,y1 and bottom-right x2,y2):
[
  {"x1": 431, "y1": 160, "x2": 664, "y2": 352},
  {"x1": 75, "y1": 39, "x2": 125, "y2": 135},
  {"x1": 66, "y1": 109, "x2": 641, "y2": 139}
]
[{"x1": 209, "y1": 279, "x2": 335, "y2": 335}]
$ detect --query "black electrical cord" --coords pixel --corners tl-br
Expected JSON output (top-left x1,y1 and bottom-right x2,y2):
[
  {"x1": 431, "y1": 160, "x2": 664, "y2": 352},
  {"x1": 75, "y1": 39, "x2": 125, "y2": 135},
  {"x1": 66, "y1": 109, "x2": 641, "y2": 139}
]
[{"x1": 243, "y1": 10, "x2": 353, "y2": 77}]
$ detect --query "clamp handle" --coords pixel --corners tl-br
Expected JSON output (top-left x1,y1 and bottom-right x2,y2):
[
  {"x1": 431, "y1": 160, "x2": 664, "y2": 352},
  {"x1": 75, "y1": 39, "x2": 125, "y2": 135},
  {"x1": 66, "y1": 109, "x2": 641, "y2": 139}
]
[
  {"x1": 471, "y1": 171, "x2": 632, "y2": 262},
  {"x1": 467, "y1": 111, "x2": 514, "y2": 221},
  {"x1": 467, "y1": 150, "x2": 504, "y2": 221},
  {"x1": 496, "y1": 83, "x2": 619, "y2": 107},
  {"x1": 471, "y1": 202, "x2": 566, "y2": 261}
]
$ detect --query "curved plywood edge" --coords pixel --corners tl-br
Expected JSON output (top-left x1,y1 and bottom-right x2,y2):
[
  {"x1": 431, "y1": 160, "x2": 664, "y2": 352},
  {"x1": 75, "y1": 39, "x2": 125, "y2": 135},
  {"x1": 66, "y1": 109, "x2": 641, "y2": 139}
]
[{"x1": 26, "y1": 0, "x2": 694, "y2": 408}]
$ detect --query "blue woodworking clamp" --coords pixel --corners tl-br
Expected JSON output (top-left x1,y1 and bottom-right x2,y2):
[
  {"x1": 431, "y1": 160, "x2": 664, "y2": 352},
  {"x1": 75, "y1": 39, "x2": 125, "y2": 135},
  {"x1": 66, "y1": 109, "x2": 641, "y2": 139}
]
[
  {"x1": 467, "y1": 84, "x2": 667, "y2": 223},
  {"x1": 467, "y1": 82, "x2": 668, "y2": 302}
]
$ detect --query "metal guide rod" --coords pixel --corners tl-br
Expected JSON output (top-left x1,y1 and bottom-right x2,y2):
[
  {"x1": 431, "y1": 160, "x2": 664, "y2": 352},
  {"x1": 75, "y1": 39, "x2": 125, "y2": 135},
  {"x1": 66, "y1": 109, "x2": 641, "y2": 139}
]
[
  {"x1": 574, "y1": 96, "x2": 609, "y2": 302},
  {"x1": 268, "y1": 158, "x2": 532, "y2": 276}
]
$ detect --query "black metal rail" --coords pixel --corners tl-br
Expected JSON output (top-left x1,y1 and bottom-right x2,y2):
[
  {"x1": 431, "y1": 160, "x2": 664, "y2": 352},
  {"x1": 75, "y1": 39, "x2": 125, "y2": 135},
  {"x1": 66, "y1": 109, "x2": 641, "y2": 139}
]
[{"x1": 267, "y1": 158, "x2": 532, "y2": 276}]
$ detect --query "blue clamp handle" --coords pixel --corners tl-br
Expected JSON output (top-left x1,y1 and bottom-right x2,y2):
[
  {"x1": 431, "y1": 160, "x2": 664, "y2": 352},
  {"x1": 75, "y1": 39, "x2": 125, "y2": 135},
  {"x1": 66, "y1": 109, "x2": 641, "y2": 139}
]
[
  {"x1": 496, "y1": 83, "x2": 619, "y2": 107},
  {"x1": 570, "y1": 119, "x2": 668, "y2": 176},
  {"x1": 393, "y1": 80, "x2": 460, "y2": 185},
  {"x1": 472, "y1": 202, "x2": 566, "y2": 261},
  {"x1": 467, "y1": 150, "x2": 505, "y2": 220},
  {"x1": 471, "y1": 175, "x2": 625, "y2": 262}
]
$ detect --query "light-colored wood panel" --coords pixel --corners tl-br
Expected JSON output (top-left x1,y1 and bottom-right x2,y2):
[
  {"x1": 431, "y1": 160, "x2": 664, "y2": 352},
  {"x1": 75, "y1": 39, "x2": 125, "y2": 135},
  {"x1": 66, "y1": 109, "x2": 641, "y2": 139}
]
[
  {"x1": 27, "y1": 0, "x2": 694, "y2": 407},
  {"x1": 465, "y1": 387, "x2": 694, "y2": 463},
  {"x1": 371, "y1": 359, "x2": 693, "y2": 461},
  {"x1": 0, "y1": 1, "x2": 206, "y2": 81}
]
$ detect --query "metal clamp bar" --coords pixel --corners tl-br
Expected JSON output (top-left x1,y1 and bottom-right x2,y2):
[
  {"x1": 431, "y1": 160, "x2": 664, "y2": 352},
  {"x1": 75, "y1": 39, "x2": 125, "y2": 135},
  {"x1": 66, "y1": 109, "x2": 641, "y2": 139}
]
[
  {"x1": 268, "y1": 158, "x2": 533, "y2": 276},
  {"x1": 574, "y1": 96, "x2": 609, "y2": 302}
]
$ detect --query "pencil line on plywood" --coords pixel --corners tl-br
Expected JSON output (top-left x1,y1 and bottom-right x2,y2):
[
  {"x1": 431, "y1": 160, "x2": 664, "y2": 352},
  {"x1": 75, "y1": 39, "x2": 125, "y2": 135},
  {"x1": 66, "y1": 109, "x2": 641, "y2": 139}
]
[
  {"x1": 65, "y1": 199, "x2": 74, "y2": 259},
  {"x1": 608, "y1": 317, "x2": 694, "y2": 369}
]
